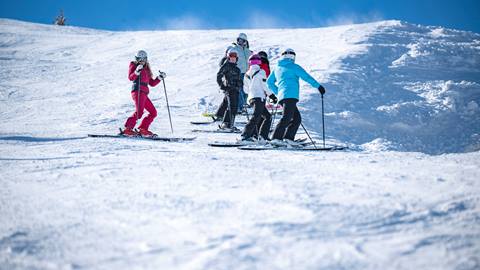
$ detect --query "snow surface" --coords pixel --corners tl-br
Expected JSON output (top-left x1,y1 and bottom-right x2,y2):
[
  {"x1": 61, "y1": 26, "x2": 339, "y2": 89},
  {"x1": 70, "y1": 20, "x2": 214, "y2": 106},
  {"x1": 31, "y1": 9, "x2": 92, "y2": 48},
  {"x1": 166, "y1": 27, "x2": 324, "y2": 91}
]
[{"x1": 0, "y1": 19, "x2": 479, "y2": 269}]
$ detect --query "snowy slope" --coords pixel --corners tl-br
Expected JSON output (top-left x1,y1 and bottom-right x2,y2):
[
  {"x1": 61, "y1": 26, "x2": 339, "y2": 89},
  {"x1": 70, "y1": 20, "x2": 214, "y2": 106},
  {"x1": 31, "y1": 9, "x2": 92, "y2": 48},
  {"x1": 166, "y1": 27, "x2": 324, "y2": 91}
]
[
  {"x1": 0, "y1": 19, "x2": 479, "y2": 153},
  {"x1": 0, "y1": 19, "x2": 479, "y2": 270}
]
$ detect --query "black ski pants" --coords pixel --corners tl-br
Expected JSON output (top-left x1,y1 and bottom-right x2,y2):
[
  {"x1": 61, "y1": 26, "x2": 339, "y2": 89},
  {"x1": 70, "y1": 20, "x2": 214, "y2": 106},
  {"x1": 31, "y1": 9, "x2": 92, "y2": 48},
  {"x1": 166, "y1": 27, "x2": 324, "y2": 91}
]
[
  {"x1": 220, "y1": 88, "x2": 238, "y2": 127},
  {"x1": 241, "y1": 98, "x2": 272, "y2": 140},
  {"x1": 216, "y1": 73, "x2": 244, "y2": 118},
  {"x1": 272, "y1": 98, "x2": 301, "y2": 141},
  {"x1": 215, "y1": 96, "x2": 227, "y2": 119}
]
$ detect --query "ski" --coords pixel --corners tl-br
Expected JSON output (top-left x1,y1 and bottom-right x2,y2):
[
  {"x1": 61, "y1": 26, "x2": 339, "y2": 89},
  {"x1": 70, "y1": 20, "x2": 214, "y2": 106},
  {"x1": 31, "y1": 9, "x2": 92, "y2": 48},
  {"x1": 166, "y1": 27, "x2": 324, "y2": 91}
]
[
  {"x1": 191, "y1": 120, "x2": 247, "y2": 125},
  {"x1": 208, "y1": 141, "x2": 252, "y2": 147},
  {"x1": 191, "y1": 128, "x2": 242, "y2": 134},
  {"x1": 201, "y1": 112, "x2": 216, "y2": 118},
  {"x1": 87, "y1": 134, "x2": 196, "y2": 142},
  {"x1": 209, "y1": 138, "x2": 310, "y2": 148},
  {"x1": 191, "y1": 121, "x2": 216, "y2": 125},
  {"x1": 201, "y1": 112, "x2": 254, "y2": 119},
  {"x1": 238, "y1": 144, "x2": 347, "y2": 151}
]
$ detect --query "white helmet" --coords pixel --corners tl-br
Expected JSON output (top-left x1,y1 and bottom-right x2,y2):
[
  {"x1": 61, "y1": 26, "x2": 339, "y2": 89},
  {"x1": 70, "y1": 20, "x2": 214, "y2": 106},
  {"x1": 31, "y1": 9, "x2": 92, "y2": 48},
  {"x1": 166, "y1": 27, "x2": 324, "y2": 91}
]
[
  {"x1": 281, "y1": 48, "x2": 296, "y2": 60},
  {"x1": 237, "y1": 33, "x2": 248, "y2": 41},
  {"x1": 227, "y1": 47, "x2": 239, "y2": 57},
  {"x1": 237, "y1": 33, "x2": 248, "y2": 46},
  {"x1": 135, "y1": 50, "x2": 148, "y2": 61}
]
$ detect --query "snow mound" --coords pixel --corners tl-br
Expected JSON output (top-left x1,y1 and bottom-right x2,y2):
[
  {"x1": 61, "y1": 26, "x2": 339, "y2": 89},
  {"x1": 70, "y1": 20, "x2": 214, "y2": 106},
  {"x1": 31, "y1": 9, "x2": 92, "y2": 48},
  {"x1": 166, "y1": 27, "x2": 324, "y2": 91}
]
[{"x1": 304, "y1": 21, "x2": 480, "y2": 154}]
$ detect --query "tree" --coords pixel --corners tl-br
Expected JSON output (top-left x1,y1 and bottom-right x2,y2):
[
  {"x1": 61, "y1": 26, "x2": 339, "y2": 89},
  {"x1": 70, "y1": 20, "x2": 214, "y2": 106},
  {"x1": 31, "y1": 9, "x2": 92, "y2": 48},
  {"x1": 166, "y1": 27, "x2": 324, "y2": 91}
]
[{"x1": 54, "y1": 10, "x2": 66, "y2": 26}]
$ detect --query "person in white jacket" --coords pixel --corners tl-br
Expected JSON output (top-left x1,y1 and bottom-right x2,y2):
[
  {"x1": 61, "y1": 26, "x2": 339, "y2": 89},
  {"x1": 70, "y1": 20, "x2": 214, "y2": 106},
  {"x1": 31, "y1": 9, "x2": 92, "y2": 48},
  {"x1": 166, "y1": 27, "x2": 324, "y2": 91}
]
[
  {"x1": 241, "y1": 54, "x2": 278, "y2": 142},
  {"x1": 227, "y1": 33, "x2": 252, "y2": 114}
]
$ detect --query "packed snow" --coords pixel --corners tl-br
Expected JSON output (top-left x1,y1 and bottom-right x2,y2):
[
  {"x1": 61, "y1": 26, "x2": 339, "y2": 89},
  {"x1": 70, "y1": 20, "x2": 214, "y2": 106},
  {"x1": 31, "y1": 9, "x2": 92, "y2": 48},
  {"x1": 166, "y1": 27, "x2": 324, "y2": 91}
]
[{"x1": 0, "y1": 19, "x2": 479, "y2": 269}]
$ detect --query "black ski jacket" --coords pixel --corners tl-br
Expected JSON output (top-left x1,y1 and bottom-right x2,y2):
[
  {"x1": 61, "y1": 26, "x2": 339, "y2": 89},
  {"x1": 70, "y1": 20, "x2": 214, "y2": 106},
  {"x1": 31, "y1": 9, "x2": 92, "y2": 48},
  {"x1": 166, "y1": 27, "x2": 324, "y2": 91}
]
[{"x1": 217, "y1": 61, "x2": 242, "y2": 90}]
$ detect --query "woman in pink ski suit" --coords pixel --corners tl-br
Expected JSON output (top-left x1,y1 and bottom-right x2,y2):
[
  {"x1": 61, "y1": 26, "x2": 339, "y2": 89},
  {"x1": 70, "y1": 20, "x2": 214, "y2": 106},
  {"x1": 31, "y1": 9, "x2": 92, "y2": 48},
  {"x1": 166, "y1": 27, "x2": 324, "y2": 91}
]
[{"x1": 123, "y1": 50, "x2": 166, "y2": 137}]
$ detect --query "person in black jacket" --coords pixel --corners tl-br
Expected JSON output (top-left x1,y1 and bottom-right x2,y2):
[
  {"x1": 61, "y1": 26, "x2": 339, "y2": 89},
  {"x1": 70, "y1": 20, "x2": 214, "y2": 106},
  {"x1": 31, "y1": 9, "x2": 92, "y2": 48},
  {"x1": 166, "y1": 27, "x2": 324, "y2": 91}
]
[{"x1": 216, "y1": 49, "x2": 243, "y2": 129}]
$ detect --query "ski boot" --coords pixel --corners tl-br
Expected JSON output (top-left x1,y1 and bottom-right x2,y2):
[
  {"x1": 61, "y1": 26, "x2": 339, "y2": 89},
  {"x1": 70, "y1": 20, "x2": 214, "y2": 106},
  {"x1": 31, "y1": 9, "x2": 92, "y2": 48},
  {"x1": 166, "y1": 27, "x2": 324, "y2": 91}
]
[
  {"x1": 269, "y1": 139, "x2": 287, "y2": 147},
  {"x1": 238, "y1": 136, "x2": 257, "y2": 145},
  {"x1": 121, "y1": 127, "x2": 138, "y2": 137},
  {"x1": 284, "y1": 138, "x2": 304, "y2": 148},
  {"x1": 211, "y1": 115, "x2": 222, "y2": 122},
  {"x1": 256, "y1": 136, "x2": 268, "y2": 145},
  {"x1": 138, "y1": 128, "x2": 157, "y2": 138},
  {"x1": 219, "y1": 122, "x2": 240, "y2": 133}
]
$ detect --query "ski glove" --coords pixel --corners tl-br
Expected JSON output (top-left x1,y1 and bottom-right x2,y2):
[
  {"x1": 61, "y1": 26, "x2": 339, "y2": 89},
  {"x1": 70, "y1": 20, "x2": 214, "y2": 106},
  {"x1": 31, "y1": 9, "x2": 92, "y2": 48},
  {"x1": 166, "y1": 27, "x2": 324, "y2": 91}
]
[
  {"x1": 318, "y1": 85, "x2": 326, "y2": 95},
  {"x1": 158, "y1": 71, "x2": 167, "y2": 79},
  {"x1": 134, "y1": 64, "x2": 144, "y2": 75},
  {"x1": 269, "y1": 94, "x2": 278, "y2": 104}
]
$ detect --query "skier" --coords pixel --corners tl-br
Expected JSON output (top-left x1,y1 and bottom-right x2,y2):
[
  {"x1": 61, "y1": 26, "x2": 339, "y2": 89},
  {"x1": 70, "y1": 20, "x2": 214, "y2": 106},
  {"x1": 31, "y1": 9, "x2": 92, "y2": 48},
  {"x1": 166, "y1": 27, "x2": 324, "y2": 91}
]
[
  {"x1": 257, "y1": 51, "x2": 270, "y2": 77},
  {"x1": 241, "y1": 54, "x2": 277, "y2": 142},
  {"x1": 215, "y1": 33, "x2": 252, "y2": 119},
  {"x1": 254, "y1": 51, "x2": 277, "y2": 131},
  {"x1": 123, "y1": 50, "x2": 166, "y2": 137},
  {"x1": 267, "y1": 48, "x2": 326, "y2": 146},
  {"x1": 257, "y1": 51, "x2": 279, "y2": 112},
  {"x1": 216, "y1": 48, "x2": 243, "y2": 130},
  {"x1": 227, "y1": 33, "x2": 252, "y2": 114}
]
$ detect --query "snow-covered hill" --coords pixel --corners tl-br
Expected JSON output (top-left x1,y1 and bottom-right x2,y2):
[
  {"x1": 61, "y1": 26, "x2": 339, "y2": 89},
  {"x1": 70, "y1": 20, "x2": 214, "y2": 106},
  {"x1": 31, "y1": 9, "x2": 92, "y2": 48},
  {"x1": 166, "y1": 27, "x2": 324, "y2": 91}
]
[
  {"x1": 1, "y1": 19, "x2": 479, "y2": 153},
  {"x1": 0, "y1": 19, "x2": 479, "y2": 270}
]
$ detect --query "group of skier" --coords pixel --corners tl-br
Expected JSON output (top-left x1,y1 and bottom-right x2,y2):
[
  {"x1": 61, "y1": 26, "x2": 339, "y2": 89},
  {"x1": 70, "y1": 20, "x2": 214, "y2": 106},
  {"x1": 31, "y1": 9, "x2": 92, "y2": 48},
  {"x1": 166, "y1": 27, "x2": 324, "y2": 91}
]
[{"x1": 122, "y1": 32, "x2": 326, "y2": 146}]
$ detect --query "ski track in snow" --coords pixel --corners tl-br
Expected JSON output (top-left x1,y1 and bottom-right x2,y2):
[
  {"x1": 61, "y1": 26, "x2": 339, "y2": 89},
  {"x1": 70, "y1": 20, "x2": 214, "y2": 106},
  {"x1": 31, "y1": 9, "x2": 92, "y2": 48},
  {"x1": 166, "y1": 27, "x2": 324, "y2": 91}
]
[{"x1": 0, "y1": 19, "x2": 479, "y2": 270}]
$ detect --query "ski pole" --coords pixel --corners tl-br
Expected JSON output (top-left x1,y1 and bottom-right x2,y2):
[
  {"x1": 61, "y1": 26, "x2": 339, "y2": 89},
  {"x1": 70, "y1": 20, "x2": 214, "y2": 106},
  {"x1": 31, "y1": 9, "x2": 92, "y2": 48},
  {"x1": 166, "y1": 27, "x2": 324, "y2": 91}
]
[
  {"x1": 240, "y1": 90, "x2": 250, "y2": 121},
  {"x1": 225, "y1": 90, "x2": 233, "y2": 128},
  {"x1": 162, "y1": 78, "x2": 174, "y2": 134},
  {"x1": 249, "y1": 99, "x2": 259, "y2": 139},
  {"x1": 136, "y1": 66, "x2": 142, "y2": 123},
  {"x1": 321, "y1": 93, "x2": 326, "y2": 148},
  {"x1": 300, "y1": 123, "x2": 318, "y2": 149},
  {"x1": 270, "y1": 104, "x2": 278, "y2": 136}
]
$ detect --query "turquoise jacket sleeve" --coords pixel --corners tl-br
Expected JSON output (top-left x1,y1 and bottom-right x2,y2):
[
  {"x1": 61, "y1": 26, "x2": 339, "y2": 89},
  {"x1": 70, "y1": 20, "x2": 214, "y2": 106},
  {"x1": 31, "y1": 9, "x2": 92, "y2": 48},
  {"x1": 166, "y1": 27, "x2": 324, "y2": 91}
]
[
  {"x1": 266, "y1": 69, "x2": 278, "y2": 95},
  {"x1": 295, "y1": 65, "x2": 321, "y2": 88}
]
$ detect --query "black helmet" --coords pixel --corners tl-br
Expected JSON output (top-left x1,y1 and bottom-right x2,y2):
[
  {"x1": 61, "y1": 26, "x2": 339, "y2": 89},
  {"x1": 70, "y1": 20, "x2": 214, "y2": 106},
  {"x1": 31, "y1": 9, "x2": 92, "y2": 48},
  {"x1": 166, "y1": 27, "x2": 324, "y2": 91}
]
[{"x1": 258, "y1": 51, "x2": 268, "y2": 59}]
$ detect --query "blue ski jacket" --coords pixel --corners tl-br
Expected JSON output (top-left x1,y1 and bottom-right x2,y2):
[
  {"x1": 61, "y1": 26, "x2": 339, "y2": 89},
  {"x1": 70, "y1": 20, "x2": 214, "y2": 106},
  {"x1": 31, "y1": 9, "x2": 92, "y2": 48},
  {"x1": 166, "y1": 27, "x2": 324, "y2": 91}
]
[{"x1": 267, "y1": 58, "x2": 321, "y2": 102}]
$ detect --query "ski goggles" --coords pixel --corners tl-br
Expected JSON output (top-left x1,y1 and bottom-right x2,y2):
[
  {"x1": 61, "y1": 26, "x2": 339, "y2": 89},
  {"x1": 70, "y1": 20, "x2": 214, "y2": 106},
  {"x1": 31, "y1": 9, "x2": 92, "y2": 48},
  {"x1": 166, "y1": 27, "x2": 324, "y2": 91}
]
[
  {"x1": 136, "y1": 56, "x2": 147, "y2": 62},
  {"x1": 282, "y1": 51, "x2": 296, "y2": 60},
  {"x1": 281, "y1": 51, "x2": 296, "y2": 56},
  {"x1": 237, "y1": 38, "x2": 247, "y2": 45},
  {"x1": 228, "y1": 52, "x2": 238, "y2": 58},
  {"x1": 249, "y1": 59, "x2": 262, "y2": 65}
]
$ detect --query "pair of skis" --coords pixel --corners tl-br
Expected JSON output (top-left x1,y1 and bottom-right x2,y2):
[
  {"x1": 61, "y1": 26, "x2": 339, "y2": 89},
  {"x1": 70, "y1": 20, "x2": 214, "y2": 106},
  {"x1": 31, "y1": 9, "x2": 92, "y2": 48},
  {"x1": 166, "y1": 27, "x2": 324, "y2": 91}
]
[
  {"x1": 87, "y1": 129, "x2": 195, "y2": 142},
  {"x1": 208, "y1": 137, "x2": 309, "y2": 147},
  {"x1": 190, "y1": 120, "x2": 247, "y2": 126},
  {"x1": 87, "y1": 133, "x2": 195, "y2": 142},
  {"x1": 237, "y1": 144, "x2": 347, "y2": 151},
  {"x1": 192, "y1": 127, "x2": 242, "y2": 134},
  {"x1": 208, "y1": 138, "x2": 347, "y2": 151},
  {"x1": 191, "y1": 115, "x2": 244, "y2": 134}
]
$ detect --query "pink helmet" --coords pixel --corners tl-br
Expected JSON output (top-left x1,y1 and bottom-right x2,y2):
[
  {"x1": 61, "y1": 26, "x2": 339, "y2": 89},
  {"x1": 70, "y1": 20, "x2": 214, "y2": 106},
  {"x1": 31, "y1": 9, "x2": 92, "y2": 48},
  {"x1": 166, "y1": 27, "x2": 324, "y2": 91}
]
[{"x1": 249, "y1": 54, "x2": 262, "y2": 66}]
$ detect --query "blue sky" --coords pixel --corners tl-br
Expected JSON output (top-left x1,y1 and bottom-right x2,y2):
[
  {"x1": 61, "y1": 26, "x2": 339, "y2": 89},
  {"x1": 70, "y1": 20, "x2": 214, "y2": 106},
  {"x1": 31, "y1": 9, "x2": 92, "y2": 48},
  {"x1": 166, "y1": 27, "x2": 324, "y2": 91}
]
[{"x1": 1, "y1": 0, "x2": 479, "y2": 32}]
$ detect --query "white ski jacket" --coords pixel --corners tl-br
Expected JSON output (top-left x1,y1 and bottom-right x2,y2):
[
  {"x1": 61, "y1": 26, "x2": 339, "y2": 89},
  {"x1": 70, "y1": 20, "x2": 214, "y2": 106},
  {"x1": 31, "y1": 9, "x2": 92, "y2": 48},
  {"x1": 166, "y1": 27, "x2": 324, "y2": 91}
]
[{"x1": 243, "y1": 64, "x2": 273, "y2": 103}]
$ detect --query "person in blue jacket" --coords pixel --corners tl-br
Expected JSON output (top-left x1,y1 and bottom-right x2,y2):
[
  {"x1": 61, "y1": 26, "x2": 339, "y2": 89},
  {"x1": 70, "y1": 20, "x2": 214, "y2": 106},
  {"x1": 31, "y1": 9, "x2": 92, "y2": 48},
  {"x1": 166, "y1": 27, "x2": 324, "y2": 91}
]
[{"x1": 266, "y1": 48, "x2": 326, "y2": 146}]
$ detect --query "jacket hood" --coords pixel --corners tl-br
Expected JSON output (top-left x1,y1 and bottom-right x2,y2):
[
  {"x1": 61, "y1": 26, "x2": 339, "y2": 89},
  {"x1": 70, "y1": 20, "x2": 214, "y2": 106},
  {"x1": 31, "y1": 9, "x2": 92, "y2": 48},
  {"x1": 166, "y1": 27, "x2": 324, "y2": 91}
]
[
  {"x1": 246, "y1": 64, "x2": 261, "y2": 75},
  {"x1": 278, "y1": 58, "x2": 295, "y2": 66}
]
